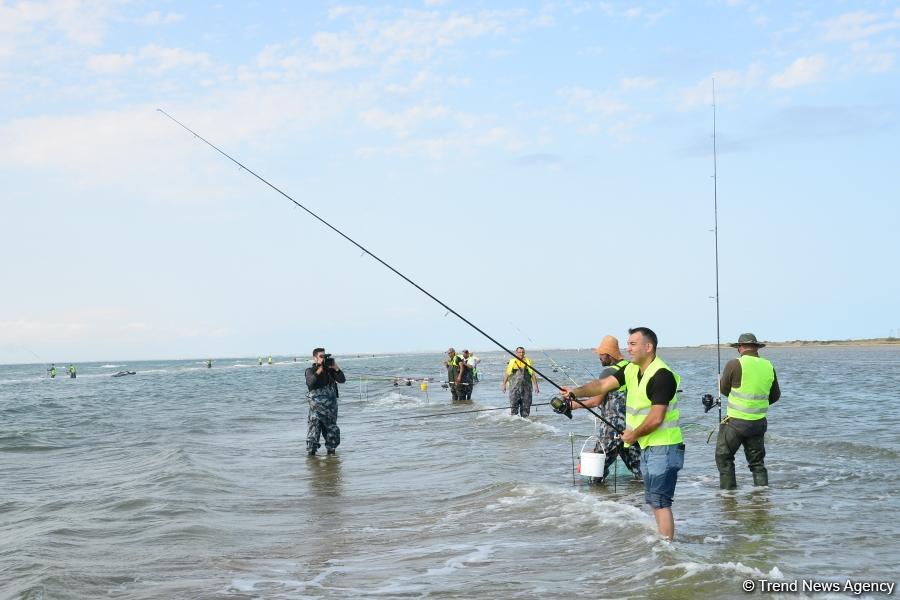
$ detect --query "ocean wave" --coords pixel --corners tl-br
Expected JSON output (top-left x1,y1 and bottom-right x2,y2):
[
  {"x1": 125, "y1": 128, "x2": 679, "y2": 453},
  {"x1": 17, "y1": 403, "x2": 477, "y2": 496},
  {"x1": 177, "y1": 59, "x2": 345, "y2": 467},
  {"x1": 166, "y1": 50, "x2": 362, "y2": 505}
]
[
  {"x1": 474, "y1": 410, "x2": 561, "y2": 434},
  {"x1": 226, "y1": 562, "x2": 343, "y2": 597},
  {"x1": 0, "y1": 431, "x2": 67, "y2": 453},
  {"x1": 479, "y1": 483, "x2": 650, "y2": 536}
]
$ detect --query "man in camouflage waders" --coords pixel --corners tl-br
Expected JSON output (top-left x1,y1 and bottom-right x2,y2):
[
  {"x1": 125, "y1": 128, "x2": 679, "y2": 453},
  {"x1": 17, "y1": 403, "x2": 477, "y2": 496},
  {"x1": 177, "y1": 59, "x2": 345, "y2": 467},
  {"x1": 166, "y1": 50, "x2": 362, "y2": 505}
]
[
  {"x1": 588, "y1": 335, "x2": 641, "y2": 480},
  {"x1": 305, "y1": 347, "x2": 346, "y2": 456},
  {"x1": 501, "y1": 346, "x2": 540, "y2": 417}
]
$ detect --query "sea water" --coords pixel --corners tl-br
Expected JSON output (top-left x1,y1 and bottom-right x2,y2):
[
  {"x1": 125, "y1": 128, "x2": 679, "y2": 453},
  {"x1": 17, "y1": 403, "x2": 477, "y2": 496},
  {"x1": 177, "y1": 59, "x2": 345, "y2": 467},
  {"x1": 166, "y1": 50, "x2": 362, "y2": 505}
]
[{"x1": 1, "y1": 346, "x2": 898, "y2": 599}]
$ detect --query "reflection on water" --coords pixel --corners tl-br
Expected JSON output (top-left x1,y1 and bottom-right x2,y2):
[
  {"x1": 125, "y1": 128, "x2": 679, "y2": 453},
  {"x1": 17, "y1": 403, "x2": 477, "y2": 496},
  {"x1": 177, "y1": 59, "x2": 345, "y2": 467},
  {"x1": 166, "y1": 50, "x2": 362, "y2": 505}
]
[
  {"x1": 719, "y1": 490, "x2": 776, "y2": 567},
  {"x1": 308, "y1": 455, "x2": 344, "y2": 499}
]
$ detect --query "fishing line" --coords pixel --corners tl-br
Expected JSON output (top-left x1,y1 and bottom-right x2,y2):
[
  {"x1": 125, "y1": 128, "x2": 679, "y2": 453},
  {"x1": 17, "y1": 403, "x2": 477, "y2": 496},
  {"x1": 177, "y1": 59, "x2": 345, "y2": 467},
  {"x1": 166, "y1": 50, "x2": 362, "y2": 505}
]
[
  {"x1": 509, "y1": 322, "x2": 585, "y2": 386},
  {"x1": 158, "y1": 109, "x2": 623, "y2": 433},
  {"x1": 366, "y1": 401, "x2": 553, "y2": 424}
]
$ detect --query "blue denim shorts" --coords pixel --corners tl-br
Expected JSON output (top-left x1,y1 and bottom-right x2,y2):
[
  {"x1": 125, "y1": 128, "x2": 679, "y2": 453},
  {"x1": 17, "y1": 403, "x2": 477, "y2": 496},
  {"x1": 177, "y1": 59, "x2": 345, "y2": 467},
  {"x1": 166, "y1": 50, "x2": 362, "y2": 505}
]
[{"x1": 640, "y1": 443, "x2": 685, "y2": 509}]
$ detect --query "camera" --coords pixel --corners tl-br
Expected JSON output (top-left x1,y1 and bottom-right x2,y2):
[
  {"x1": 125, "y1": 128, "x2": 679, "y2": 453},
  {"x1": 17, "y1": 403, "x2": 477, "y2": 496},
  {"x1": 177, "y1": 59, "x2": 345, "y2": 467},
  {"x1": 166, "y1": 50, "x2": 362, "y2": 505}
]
[
  {"x1": 322, "y1": 353, "x2": 335, "y2": 368},
  {"x1": 701, "y1": 393, "x2": 719, "y2": 413}
]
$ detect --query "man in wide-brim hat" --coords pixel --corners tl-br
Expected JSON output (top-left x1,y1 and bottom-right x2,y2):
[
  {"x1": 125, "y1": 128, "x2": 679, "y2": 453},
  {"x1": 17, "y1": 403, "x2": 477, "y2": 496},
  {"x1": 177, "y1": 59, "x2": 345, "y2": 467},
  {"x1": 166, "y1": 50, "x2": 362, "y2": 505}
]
[
  {"x1": 729, "y1": 332, "x2": 767, "y2": 348},
  {"x1": 716, "y1": 333, "x2": 781, "y2": 489}
]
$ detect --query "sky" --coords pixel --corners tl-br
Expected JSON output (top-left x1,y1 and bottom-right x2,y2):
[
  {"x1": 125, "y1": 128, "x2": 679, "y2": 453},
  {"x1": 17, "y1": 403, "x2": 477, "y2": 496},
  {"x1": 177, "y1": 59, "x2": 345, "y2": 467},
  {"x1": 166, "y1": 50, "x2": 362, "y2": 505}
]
[{"x1": 1, "y1": 0, "x2": 899, "y2": 363}]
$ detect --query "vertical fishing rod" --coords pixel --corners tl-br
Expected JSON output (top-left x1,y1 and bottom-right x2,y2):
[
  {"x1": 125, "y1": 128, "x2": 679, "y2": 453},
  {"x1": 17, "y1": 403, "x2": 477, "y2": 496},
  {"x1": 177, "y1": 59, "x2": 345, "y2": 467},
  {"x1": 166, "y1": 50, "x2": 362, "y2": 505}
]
[
  {"x1": 701, "y1": 79, "x2": 724, "y2": 431},
  {"x1": 712, "y1": 79, "x2": 723, "y2": 423},
  {"x1": 157, "y1": 109, "x2": 624, "y2": 433}
]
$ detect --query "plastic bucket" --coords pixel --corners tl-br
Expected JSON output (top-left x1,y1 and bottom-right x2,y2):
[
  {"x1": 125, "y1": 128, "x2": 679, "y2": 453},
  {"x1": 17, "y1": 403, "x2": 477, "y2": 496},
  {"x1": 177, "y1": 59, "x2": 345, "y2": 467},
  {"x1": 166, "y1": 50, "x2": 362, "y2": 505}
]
[{"x1": 580, "y1": 451, "x2": 606, "y2": 478}]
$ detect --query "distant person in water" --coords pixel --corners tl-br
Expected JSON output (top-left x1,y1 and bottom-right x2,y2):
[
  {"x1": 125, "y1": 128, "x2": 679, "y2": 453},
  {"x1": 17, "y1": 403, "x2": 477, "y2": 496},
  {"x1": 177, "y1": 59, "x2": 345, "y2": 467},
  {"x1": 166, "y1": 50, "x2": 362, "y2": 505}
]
[
  {"x1": 502, "y1": 347, "x2": 540, "y2": 417},
  {"x1": 458, "y1": 350, "x2": 474, "y2": 401},
  {"x1": 268, "y1": 356, "x2": 273, "y2": 365},
  {"x1": 304, "y1": 347, "x2": 345, "y2": 456},
  {"x1": 258, "y1": 357, "x2": 263, "y2": 366},
  {"x1": 466, "y1": 350, "x2": 481, "y2": 383},
  {"x1": 206, "y1": 359, "x2": 212, "y2": 369},
  {"x1": 67, "y1": 364, "x2": 77, "y2": 379},
  {"x1": 48, "y1": 364, "x2": 57, "y2": 378},
  {"x1": 444, "y1": 348, "x2": 463, "y2": 402}
]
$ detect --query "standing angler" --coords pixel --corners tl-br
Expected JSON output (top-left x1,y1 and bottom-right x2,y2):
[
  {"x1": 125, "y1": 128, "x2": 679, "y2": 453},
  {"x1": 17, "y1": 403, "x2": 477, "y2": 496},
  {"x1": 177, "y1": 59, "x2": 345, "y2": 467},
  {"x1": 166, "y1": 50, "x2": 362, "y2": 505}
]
[
  {"x1": 716, "y1": 333, "x2": 781, "y2": 489},
  {"x1": 458, "y1": 349, "x2": 475, "y2": 401},
  {"x1": 445, "y1": 347, "x2": 463, "y2": 402},
  {"x1": 304, "y1": 347, "x2": 346, "y2": 456},
  {"x1": 501, "y1": 346, "x2": 540, "y2": 417},
  {"x1": 560, "y1": 328, "x2": 684, "y2": 539}
]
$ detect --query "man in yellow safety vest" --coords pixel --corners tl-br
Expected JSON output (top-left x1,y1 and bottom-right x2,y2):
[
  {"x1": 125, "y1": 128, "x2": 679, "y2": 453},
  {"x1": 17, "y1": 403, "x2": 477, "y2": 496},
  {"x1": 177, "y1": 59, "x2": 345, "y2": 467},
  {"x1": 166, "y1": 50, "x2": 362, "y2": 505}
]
[
  {"x1": 559, "y1": 327, "x2": 684, "y2": 539},
  {"x1": 716, "y1": 332, "x2": 781, "y2": 489}
]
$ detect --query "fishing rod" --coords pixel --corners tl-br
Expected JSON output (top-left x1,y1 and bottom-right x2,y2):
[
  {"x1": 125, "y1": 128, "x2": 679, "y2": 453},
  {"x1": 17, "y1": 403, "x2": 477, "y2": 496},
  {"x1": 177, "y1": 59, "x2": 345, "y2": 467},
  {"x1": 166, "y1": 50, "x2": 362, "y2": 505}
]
[
  {"x1": 158, "y1": 109, "x2": 622, "y2": 433},
  {"x1": 700, "y1": 78, "x2": 724, "y2": 437}
]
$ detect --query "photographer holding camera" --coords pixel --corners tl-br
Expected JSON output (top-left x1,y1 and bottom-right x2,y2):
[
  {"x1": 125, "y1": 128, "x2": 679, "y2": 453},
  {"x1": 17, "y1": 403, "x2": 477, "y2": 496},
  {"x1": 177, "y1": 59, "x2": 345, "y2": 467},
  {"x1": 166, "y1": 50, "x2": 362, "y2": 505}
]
[{"x1": 304, "y1": 347, "x2": 346, "y2": 456}]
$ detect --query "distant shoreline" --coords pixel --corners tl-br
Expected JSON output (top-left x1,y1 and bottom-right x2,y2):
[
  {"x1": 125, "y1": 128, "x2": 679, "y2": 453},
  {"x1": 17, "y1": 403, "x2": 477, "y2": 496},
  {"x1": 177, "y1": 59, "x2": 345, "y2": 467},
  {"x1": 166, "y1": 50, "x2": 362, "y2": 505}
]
[{"x1": 691, "y1": 338, "x2": 900, "y2": 348}]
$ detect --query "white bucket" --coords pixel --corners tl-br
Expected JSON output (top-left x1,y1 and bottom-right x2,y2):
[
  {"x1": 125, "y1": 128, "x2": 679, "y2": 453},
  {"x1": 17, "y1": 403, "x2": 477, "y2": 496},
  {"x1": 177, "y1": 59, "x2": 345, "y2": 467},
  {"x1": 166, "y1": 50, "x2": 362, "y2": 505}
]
[{"x1": 580, "y1": 451, "x2": 606, "y2": 478}]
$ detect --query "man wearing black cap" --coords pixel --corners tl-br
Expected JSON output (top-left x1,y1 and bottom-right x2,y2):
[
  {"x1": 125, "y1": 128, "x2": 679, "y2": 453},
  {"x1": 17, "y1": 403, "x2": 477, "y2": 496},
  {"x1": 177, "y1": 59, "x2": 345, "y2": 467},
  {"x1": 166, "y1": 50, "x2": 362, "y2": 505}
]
[{"x1": 716, "y1": 333, "x2": 781, "y2": 489}]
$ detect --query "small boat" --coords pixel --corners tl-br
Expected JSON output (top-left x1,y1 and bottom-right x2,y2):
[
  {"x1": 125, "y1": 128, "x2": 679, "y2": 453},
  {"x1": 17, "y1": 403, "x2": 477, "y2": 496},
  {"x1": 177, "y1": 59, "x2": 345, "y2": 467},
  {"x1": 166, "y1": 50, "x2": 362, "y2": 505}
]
[{"x1": 112, "y1": 371, "x2": 136, "y2": 377}]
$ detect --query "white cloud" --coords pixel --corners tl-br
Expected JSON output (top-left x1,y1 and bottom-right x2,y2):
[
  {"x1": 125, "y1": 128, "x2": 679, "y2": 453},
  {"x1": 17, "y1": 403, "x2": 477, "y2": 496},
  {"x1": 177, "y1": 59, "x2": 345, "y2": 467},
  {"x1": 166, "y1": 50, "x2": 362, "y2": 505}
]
[
  {"x1": 559, "y1": 86, "x2": 628, "y2": 116},
  {"x1": 87, "y1": 52, "x2": 136, "y2": 74},
  {"x1": 256, "y1": 7, "x2": 540, "y2": 76},
  {"x1": 0, "y1": 82, "x2": 363, "y2": 189},
  {"x1": 139, "y1": 44, "x2": 211, "y2": 74},
  {"x1": 678, "y1": 63, "x2": 765, "y2": 110},
  {"x1": 769, "y1": 55, "x2": 828, "y2": 88},
  {"x1": 85, "y1": 44, "x2": 213, "y2": 76},
  {"x1": 0, "y1": 0, "x2": 118, "y2": 51},
  {"x1": 360, "y1": 104, "x2": 451, "y2": 137},
  {"x1": 620, "y1": 76, "x2": 659, "y2": 91},
  {"x1": 139, "y1": 10, "x2": 183, "y2": 26},
  {"x1": 355, "y1": 125, "x2": 520, "y2": 159},
  {"x1": 821, "y1": 11, "x2": 900, "y2": 42}
]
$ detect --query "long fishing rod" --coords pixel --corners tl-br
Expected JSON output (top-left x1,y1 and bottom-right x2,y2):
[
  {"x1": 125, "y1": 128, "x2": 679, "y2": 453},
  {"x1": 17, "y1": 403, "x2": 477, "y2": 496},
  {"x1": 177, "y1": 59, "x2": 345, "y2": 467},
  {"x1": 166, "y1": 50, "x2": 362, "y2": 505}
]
[
  {"x1": 713, "y1": 79, "x2": 722, "y2": 422},
  {"x1": 701, "y1": 79, "x2": 725, "y2": 436},
  {"x1": 158, "y1": 109, "x2": 622, "y2": 433}
]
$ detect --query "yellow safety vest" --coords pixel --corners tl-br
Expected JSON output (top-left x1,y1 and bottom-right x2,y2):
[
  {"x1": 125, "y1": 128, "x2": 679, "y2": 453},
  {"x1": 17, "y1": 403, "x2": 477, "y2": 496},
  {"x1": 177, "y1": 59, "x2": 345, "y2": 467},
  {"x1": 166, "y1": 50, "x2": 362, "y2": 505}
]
[
  {"x1": 624, "y1": 356, "x2": 683, "y2": 448},
  {"x1": 505, "y1": 357, "x2": 534, "y2": 378},
  {"x1": 726, "y1": 355, "x2": 774, "y2": 421}
]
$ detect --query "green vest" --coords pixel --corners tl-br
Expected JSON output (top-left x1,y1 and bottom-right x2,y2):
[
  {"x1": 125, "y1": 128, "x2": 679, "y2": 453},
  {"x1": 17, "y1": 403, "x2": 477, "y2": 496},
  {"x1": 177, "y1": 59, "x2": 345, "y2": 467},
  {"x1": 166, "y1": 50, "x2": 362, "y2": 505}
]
[
  {"x1": 726, "y1": 355, "x2": 774, "y2": 421},
  {"x1": 624, "y1": 356, "x2": 683, "y2": 448},
  {"x1": 446, "y1": 355, "x2": 461, "y2": 378}
]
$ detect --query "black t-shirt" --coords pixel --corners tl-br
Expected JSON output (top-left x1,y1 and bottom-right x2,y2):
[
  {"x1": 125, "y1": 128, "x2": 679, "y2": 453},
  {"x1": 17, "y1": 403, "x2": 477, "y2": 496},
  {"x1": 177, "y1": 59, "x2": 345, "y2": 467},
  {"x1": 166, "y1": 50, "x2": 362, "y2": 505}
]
[{"x1": 613, "y1": 365, "x2": 677, "y2": 405}]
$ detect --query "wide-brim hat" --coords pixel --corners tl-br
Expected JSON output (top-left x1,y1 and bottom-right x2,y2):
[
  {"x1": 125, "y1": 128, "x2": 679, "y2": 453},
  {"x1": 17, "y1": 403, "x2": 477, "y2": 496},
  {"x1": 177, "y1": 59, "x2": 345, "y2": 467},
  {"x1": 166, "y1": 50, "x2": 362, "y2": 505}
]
[
  {"x1": 593, "y1": 335, "x2": 623, "y2": 360},
  {"x1": 730, "y1": 333, "x2": 766, "y2": 348}
]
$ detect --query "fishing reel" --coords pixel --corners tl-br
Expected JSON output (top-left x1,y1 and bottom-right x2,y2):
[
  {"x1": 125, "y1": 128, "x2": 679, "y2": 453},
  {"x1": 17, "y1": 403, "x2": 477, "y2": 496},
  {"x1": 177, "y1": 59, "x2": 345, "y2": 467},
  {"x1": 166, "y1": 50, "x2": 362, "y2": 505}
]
[
  {"x1": 701, "y1": 393, "x2": 720, "y2": 414},
  {"x1": 550, "y1": 395, "x2": 573, "y2": 419}
]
